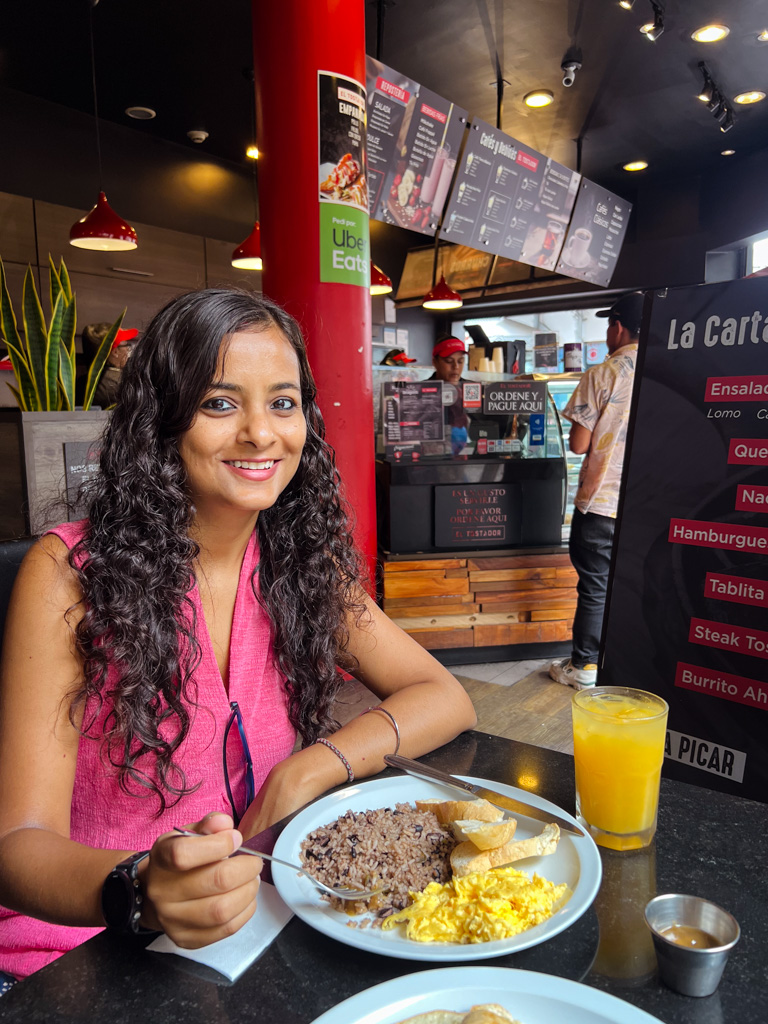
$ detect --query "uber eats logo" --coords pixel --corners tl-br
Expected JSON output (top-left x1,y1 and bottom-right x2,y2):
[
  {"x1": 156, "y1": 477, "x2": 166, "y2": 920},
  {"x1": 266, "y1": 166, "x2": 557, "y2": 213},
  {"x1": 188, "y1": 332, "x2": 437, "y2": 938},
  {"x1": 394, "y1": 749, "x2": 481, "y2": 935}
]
[{"x1": 320, "y1": 205, "x2": 370, "y2": 286}]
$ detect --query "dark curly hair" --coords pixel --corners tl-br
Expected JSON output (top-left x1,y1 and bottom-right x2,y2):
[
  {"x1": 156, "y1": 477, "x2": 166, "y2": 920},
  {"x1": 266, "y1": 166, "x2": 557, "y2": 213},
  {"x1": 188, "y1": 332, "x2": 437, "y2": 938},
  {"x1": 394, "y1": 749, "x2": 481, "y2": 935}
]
[{"x1": 68, "y1": 289, "x2": 365, "y2": 812}]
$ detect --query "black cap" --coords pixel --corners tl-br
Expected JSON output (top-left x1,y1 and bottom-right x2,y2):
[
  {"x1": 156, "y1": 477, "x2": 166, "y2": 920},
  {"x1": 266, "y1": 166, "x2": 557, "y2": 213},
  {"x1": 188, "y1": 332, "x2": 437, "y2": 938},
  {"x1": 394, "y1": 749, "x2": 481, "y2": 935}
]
[{"x1": 594, "y1": 291, "x2": 645, "y2": 334}]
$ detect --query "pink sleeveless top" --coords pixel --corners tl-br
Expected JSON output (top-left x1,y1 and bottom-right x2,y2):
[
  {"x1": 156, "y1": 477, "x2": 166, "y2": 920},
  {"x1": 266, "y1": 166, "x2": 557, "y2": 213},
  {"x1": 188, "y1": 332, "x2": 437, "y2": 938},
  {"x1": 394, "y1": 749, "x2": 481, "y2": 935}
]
[{"x1": 0, "y1": 521, "x2": 296, "y2": 979}]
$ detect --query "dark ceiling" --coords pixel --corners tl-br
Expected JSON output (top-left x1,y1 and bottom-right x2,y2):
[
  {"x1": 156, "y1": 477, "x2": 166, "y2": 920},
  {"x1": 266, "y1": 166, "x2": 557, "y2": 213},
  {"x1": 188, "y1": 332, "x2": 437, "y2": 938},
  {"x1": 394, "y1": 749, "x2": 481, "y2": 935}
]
[{"x1": 1, "y1": 0, "x2": 767, "y2": 196}]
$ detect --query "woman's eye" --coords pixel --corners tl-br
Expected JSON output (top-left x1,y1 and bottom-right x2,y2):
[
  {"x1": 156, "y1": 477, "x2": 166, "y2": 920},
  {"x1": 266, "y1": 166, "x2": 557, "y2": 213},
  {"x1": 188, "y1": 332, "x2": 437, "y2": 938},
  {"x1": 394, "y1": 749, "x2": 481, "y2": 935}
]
[
  {"x1": 272, "y1": 397, "x2": 298, "y2": 411},
  {"x1": 202, "y1": 396, "x2": 236, "y2": 412}
]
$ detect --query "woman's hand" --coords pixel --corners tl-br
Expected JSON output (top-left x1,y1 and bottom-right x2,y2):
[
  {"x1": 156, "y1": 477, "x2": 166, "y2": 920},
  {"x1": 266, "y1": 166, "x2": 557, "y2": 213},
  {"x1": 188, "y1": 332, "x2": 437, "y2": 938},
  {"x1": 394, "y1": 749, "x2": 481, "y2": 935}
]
[
  {"x1": 237, "y1": 749, "x2": 343, "y2": 841},
  {"x1": 139, "y1": 812, "x2": 262, "y2": 948}
]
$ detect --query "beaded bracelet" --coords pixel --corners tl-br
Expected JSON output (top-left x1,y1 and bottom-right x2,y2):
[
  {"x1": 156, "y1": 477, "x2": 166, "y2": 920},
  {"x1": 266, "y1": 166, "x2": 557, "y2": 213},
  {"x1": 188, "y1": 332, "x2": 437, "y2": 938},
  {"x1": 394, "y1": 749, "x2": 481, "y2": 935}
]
[
  {"x1": 316, "y1": 737, "x2": 355, "y2": 782},
  {"x1": 362, "y1": 705, "x2": 401, "y2": 755}
]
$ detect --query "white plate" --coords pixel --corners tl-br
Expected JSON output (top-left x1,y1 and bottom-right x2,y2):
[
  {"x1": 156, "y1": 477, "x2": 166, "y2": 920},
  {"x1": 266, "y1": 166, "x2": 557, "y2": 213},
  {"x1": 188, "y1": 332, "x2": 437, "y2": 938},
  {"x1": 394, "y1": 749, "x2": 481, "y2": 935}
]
[
  {"x1": 271, "y1": 775, "x2": 601, "y2": 962},
  {"x1": 309, "y1": 966, "x2": 663, "y2": 1024}
]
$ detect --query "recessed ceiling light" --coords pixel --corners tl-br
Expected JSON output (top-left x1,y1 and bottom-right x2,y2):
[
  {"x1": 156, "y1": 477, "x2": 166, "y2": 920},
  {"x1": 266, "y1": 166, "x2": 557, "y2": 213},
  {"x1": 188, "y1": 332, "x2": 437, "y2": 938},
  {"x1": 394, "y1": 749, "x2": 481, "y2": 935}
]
[
  {"x1": 721, "y1": 149, "x2": 735, "y2": 156},
  {"x1": 246, "y1": 145, "x2": 259, "y2": 159},
  {"x1": 734, "y1": 90, "x2": 766, "y2": 105},
  {"x1": 618, "y1": 0, "x2": 635, "y2": 9},
  {"x1": 758, "y1": 30, "x2": 768, "y2": 42},
  {"x1": 523, "y1": 90, "x2": 554, "y2": 108},
  {"x1": 125, "y1": 106, "x2": 156, "y2": 120},
  {"x1": 691, "y1": 25, "x2": 730, "y2": 43},
  {"x1": 623, "y1": 160, "x2": 648, "y2": 172}
]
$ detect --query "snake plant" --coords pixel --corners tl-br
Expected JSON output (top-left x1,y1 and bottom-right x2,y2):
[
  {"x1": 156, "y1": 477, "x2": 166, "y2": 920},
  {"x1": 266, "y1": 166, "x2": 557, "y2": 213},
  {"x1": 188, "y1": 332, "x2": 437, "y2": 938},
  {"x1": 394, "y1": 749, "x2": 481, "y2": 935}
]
[{"x1": 0, "y1": 255, "x2": 124, "y2": 411}]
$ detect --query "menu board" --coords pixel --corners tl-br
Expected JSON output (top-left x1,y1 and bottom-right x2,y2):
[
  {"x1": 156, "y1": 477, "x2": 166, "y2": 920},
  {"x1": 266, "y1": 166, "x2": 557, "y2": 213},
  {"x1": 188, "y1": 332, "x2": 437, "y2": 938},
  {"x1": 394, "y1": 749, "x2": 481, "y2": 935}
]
[
  {"x1": 556, "y1": 179, "x2": 632, "y2": 287},
  {"x1": 601, "y1": 278, "x2": 768, "y2": 802},
  {"x1": 441, "y1": 119, "x2": 580, "y2": 270},
  {"x1": 382, "y1": 380, "x2": 444, "y2": 455},
  {"x1": 365, "y1": 58, "x2": 468, "y2": 236}
]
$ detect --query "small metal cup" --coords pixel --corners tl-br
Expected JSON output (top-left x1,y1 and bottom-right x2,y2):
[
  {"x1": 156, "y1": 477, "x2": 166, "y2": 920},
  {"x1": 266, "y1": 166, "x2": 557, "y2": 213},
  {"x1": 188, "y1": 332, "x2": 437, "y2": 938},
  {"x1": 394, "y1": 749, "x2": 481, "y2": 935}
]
[{"x1": 644, "y1": 894, "x2": 740, "y2": 997}]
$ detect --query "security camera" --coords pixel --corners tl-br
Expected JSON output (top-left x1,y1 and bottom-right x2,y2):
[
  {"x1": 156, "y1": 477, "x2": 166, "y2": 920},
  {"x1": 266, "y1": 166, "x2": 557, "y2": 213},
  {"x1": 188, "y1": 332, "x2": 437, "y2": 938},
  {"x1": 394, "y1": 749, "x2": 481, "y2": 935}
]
[
  {"x1": 187, "y1": 130, "x2": 209, "y2": 144},
  {"x1": 561, "y1": 46, "x2": 583, "y2": 88}
]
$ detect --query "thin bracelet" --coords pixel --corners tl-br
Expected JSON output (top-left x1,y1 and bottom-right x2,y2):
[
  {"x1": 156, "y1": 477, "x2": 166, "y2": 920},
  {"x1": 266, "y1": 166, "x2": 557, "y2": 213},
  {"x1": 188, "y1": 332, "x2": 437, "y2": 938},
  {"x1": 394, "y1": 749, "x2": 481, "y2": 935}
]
[
  {"x1": 316, "y1": 737, "x2": 355, "y2": 782},
  {"x1": 362, "y1": 705, "x2": 401, "y2": 755}
]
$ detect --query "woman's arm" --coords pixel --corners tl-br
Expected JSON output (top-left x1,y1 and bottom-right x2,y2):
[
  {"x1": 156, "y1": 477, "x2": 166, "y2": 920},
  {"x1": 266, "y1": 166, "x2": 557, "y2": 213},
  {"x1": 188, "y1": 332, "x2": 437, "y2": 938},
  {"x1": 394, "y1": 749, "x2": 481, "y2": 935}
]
[
  {"x1": 0, "y1": 536, "x2": 260, "y2": 947},
  {"x1": 239, "y1": 593, "x2": 476, "y2": 837}
]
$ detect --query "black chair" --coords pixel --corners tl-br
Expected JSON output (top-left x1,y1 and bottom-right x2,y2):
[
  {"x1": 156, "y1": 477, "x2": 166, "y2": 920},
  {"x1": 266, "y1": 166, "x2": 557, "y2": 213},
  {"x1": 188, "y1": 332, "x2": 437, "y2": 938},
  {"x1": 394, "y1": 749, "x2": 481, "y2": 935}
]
[{"x1": 0, "y1": 538, "x2": 35, "y2": 643}]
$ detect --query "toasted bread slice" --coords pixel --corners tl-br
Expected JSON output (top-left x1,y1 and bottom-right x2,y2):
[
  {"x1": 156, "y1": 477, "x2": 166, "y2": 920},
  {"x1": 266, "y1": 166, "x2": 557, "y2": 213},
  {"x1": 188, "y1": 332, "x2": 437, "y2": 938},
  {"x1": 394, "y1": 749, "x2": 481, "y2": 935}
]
[
  {"x1": 449, "y1": 818, "x2": 518, "y2": 850},
  {"x1": 464, "y1": 1007, "x2": 522, "y2": 1024},
  {"x1": 450, "y1": 822, "x2": 560, "y2": 877},
  {"x1": 396, "y1": 1013, "x2": 464, "y2": 1024},
  {"x1": 414, "y1": 797, "x2": 505, "y2": 825}
]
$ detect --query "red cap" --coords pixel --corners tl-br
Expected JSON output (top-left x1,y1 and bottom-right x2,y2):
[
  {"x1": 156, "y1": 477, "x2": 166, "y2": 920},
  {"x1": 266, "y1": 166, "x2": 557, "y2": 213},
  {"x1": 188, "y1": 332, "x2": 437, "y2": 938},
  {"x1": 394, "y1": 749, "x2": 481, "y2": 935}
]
[
  {"x1": 432, "y1": 337, "x2": 465, "y2": 359},
  {"x1": 111, "y1": 327, "x2": 140, "y2": 350}
]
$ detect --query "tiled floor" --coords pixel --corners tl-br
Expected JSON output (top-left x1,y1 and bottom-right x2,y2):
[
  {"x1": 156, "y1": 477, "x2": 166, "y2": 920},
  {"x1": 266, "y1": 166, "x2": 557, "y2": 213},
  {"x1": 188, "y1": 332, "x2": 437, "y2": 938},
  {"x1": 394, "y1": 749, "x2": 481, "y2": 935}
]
[
  {"x1": 450, "y1": 659, "x2": 549, "y2": 686},
  {"x1": 333, "y1": 657, "x2": 575, "y2": 754}
]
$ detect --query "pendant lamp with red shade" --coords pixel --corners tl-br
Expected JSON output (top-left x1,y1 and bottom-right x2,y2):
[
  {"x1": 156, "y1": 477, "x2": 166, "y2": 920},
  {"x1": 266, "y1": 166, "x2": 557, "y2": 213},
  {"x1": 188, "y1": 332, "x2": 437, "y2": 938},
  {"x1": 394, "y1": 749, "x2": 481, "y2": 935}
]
[
  {"x1": 232, "y1": 71, "x2": 263, "y2": 271},
  {"x1": 70, "y1": 1, "x2": 137, "y2": 251}
]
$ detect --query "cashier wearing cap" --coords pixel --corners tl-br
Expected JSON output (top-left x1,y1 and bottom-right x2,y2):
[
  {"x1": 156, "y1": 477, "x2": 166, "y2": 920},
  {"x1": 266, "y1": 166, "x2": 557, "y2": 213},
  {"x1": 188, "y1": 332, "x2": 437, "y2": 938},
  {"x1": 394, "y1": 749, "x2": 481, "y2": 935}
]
[
  {"x1": 549, "y1": 291, "x2": 644, "y2": 692},
  {"x1": 429, "y1": 335, "x2": 470, "y2": 455}
]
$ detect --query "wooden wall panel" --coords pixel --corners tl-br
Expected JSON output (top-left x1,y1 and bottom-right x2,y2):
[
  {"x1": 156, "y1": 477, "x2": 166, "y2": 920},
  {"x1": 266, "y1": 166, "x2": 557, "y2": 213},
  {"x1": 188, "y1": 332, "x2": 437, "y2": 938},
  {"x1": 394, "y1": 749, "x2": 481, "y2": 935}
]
[
  {"x1": 404, "y1": 627, "x2": 475, "y2": 650},
  {"x1": 383, "y1": 573, "x2": 470, "y2": 598},
  {"x1": 381, "y1": 548, "x2": 575, "y2": 652}
]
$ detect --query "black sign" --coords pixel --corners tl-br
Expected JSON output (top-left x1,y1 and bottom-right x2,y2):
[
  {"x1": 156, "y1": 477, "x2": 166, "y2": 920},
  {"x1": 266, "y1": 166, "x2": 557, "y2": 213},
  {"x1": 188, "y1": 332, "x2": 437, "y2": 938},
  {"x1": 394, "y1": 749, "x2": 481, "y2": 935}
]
[
  {"x1": 602, "y1": 278, "x2": 768, "y2": 802},
  {"x1": 482, "y1": 380, "x2": 547, "y2": 415},
  {"x1": 64, "y1": 440, "x2": 101, "y2": 518},
  {"x1": 383, "y1": 381, "x2": 445, "y2": 455},
  {"x1": 441, "y1": 119, "x2": 580, "y2": 270},
  {"x1": 365, "y1": 57, "x2": 467, "y2": 236},
  {"x1": 435, "y1": 483, "x2": 520, "y2": 546},
  {"x1": 556, "y1": 179, "x2": 632, "y2": 287}
]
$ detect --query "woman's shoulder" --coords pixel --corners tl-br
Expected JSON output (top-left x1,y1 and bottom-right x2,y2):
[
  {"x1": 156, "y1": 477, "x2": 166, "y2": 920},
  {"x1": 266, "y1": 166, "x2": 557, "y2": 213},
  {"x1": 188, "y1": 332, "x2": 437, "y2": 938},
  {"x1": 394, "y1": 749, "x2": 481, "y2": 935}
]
[{"x1": 43, "y1": 519, "x2": 89, "y2": 551}]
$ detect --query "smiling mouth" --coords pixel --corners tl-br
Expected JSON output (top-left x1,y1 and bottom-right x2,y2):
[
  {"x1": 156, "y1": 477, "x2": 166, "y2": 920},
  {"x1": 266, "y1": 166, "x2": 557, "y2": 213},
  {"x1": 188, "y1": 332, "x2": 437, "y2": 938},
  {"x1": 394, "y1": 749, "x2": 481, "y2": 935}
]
[{"x1": 224, "y1": 460, "x2": 277, "y2": 470}]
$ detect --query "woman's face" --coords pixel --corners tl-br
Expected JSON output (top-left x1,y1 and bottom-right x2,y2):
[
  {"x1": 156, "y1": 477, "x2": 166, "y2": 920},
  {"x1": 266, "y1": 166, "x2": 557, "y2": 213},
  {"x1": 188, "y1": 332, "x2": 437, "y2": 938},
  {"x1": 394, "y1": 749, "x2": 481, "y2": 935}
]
[{"x1": 178, "y1": 327, "x2": 307, "y2": 521}]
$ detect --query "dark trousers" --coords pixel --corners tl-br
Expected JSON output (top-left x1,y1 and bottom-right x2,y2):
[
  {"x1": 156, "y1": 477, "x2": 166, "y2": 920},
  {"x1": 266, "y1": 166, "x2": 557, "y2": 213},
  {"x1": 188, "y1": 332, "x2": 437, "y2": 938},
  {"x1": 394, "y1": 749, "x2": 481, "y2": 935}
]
[{"x1": 569, "y1": 508, "x2": 616, "y2": 668}]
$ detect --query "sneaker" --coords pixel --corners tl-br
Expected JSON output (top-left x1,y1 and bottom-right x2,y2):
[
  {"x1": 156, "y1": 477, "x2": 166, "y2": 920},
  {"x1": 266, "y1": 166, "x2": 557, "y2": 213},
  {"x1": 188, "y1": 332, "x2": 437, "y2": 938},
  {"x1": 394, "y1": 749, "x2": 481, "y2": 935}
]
[{"x1": 549, "y1": 658, "x2": 597, "y2": 690}]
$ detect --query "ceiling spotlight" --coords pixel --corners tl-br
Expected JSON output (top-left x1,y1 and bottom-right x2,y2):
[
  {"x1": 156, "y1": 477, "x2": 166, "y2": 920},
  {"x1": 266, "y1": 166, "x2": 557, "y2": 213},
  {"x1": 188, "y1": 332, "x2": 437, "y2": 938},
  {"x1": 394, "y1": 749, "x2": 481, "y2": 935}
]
[
  {"x1": 734, "y1": 91, "x2": 766, "y2": 105},
  {"x1": 759, "y1": 30, "x2": 768, "y2": 42},
  {"x1": 187, "y1": 129, "x2": 209, "y2": 144},
  {"x1": 125, "y1": 106, "x2": 156, "y2": 120},
  {"x1": 623, "y1": 160, "x2": 648, "y2": 172},
  {"x1": 560, "y1": 46, "x2": 583, "y2": 88},
  {"x1": 712, "y1": 98, "x2": 727, "y2": 119},
  {"x1": 719, "y1": 110, "x2": 735, "y2": 133},
  {"x1": 524, "y1": 90, "x2": 554, "y2": 108},
  {"x1": 721, "y1": 149, "x2": 735, "y2": 156},
  {"x1": 618, "y1": 0, "x2": 635, "y2": 8},
  {"x1": 698, "y1": 82, "x2": 715, "y2": 103},
  {"x1": 691, "y1": 25, "x2": 730, "y2": 43},
  {"x1": 641, "y1": 2, "x2": 665, "y2": 41},
  {"x1": 246, "y1": 145, "x2": 259, "y2": 159}
]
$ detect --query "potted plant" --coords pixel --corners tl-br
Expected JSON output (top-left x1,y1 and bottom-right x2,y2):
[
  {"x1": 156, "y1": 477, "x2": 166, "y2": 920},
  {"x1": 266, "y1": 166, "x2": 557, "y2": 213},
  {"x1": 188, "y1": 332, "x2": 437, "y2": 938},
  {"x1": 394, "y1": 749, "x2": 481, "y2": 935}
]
[{"x1": 0, "y1": 255, "x2": 126, "y2": 538}]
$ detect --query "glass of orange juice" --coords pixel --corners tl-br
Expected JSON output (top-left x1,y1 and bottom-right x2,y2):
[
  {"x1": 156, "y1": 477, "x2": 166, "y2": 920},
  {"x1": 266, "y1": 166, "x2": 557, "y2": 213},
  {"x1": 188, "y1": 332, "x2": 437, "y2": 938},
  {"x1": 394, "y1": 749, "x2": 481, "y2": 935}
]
[{"x1": 572, "y1": 687, "x2": 668, "y2": 851}]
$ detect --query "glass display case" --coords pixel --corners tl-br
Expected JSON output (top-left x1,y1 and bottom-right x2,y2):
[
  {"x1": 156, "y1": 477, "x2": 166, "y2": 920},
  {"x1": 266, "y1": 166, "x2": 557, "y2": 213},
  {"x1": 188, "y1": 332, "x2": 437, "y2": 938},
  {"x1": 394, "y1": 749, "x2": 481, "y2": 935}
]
[{"x1": 518, "y1": 373, "x2": 584, "y2": 540}]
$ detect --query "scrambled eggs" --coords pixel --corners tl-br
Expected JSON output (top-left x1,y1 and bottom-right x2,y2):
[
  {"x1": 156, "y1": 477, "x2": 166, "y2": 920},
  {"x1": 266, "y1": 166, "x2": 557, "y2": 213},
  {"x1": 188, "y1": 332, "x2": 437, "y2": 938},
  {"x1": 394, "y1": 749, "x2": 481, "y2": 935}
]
[{"x1": 381, "y1": 866, "x2": 570, "y2": 943}]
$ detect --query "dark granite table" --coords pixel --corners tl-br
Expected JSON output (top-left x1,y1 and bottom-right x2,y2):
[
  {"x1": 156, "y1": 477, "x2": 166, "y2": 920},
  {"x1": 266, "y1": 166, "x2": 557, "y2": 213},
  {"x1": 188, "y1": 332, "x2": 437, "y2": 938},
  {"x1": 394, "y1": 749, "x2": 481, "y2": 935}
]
[{"x1": 1, "y1": 732, "x2": 765, "y2": 1024}]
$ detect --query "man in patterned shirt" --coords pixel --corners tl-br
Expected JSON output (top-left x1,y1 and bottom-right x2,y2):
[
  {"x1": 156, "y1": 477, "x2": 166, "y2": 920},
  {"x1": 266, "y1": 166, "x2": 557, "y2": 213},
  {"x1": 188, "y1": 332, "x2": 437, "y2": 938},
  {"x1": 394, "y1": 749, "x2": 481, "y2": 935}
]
[{"x1": 549, "y1": 291, "x2": 644, "y2": 689}]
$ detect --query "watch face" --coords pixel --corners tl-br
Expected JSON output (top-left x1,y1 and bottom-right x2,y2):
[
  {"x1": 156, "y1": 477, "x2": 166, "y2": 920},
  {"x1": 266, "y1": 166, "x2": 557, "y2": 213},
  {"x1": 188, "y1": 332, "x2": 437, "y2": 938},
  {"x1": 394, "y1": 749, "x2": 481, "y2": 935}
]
[{"x1": 101, "y1": 868, "x2": 134, "y2": 931}]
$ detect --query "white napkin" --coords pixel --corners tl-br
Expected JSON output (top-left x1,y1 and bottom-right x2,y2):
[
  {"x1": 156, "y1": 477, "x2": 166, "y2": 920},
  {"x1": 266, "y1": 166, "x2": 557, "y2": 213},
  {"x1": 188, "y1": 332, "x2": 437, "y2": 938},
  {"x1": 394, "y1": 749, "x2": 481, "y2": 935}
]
[{"x1": 147, "y1": 882, "x2": 293, "y2": 982}]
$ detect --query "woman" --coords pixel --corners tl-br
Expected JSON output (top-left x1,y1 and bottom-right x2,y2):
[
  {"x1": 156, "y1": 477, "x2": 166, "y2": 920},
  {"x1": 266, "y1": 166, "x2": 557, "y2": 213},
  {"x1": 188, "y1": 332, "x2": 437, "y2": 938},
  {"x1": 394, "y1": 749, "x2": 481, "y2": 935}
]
[{"x1": 0, "y1": 290, "x2": 476, "y2": 982}]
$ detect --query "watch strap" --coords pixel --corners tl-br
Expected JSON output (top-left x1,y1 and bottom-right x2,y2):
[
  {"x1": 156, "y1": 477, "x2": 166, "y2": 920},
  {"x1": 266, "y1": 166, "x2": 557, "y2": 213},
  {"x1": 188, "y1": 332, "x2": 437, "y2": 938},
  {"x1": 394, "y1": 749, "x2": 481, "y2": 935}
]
[{"x1": 102, "y1": 850, "x2": 154, "y2": 934}]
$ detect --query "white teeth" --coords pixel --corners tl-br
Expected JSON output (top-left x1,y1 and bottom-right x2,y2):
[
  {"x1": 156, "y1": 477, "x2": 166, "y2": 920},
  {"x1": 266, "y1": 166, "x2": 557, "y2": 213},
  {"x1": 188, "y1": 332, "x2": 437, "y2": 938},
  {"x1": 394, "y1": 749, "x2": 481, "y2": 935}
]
[{"x1": 229, "y1": 460, "x2": 274, "y2": 470}]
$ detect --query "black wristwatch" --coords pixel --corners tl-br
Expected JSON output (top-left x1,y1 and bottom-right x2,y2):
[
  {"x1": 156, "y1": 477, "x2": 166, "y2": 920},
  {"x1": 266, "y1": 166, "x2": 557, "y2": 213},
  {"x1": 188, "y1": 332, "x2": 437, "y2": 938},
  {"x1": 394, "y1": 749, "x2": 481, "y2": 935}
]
[{"x1": 101, "y1": 850, "x2": 155, "y2": 934}]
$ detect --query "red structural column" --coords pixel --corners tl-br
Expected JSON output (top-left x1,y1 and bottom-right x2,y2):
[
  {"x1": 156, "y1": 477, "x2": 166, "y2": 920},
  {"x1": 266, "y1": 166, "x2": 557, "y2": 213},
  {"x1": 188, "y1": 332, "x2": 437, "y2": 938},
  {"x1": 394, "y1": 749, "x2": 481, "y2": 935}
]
[{"x1": 252, "y1": 0, "x2": 376, "y2": 572}]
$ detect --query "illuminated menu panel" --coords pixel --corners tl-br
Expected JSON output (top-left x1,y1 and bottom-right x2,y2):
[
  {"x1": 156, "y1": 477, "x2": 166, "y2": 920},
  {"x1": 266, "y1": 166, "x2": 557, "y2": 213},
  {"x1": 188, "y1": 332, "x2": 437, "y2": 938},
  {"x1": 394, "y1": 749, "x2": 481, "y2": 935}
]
[
  {"x1": 440, "y1": 119, "x2": 580, "y2": 270},
  {"x1": 365, "y1": 57, "x2": 468, "y2": 237},
  {"x1": 556, "y1": 179, "x2": 632, "y2": 287}
]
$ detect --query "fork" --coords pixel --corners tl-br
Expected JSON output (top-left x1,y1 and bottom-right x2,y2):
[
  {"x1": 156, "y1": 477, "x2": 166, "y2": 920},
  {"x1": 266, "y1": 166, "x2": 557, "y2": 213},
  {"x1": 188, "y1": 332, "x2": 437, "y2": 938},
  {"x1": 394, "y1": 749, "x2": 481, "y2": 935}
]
[{"x1": 172, "y1": 827, "x2": 388, "y2": 902}]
